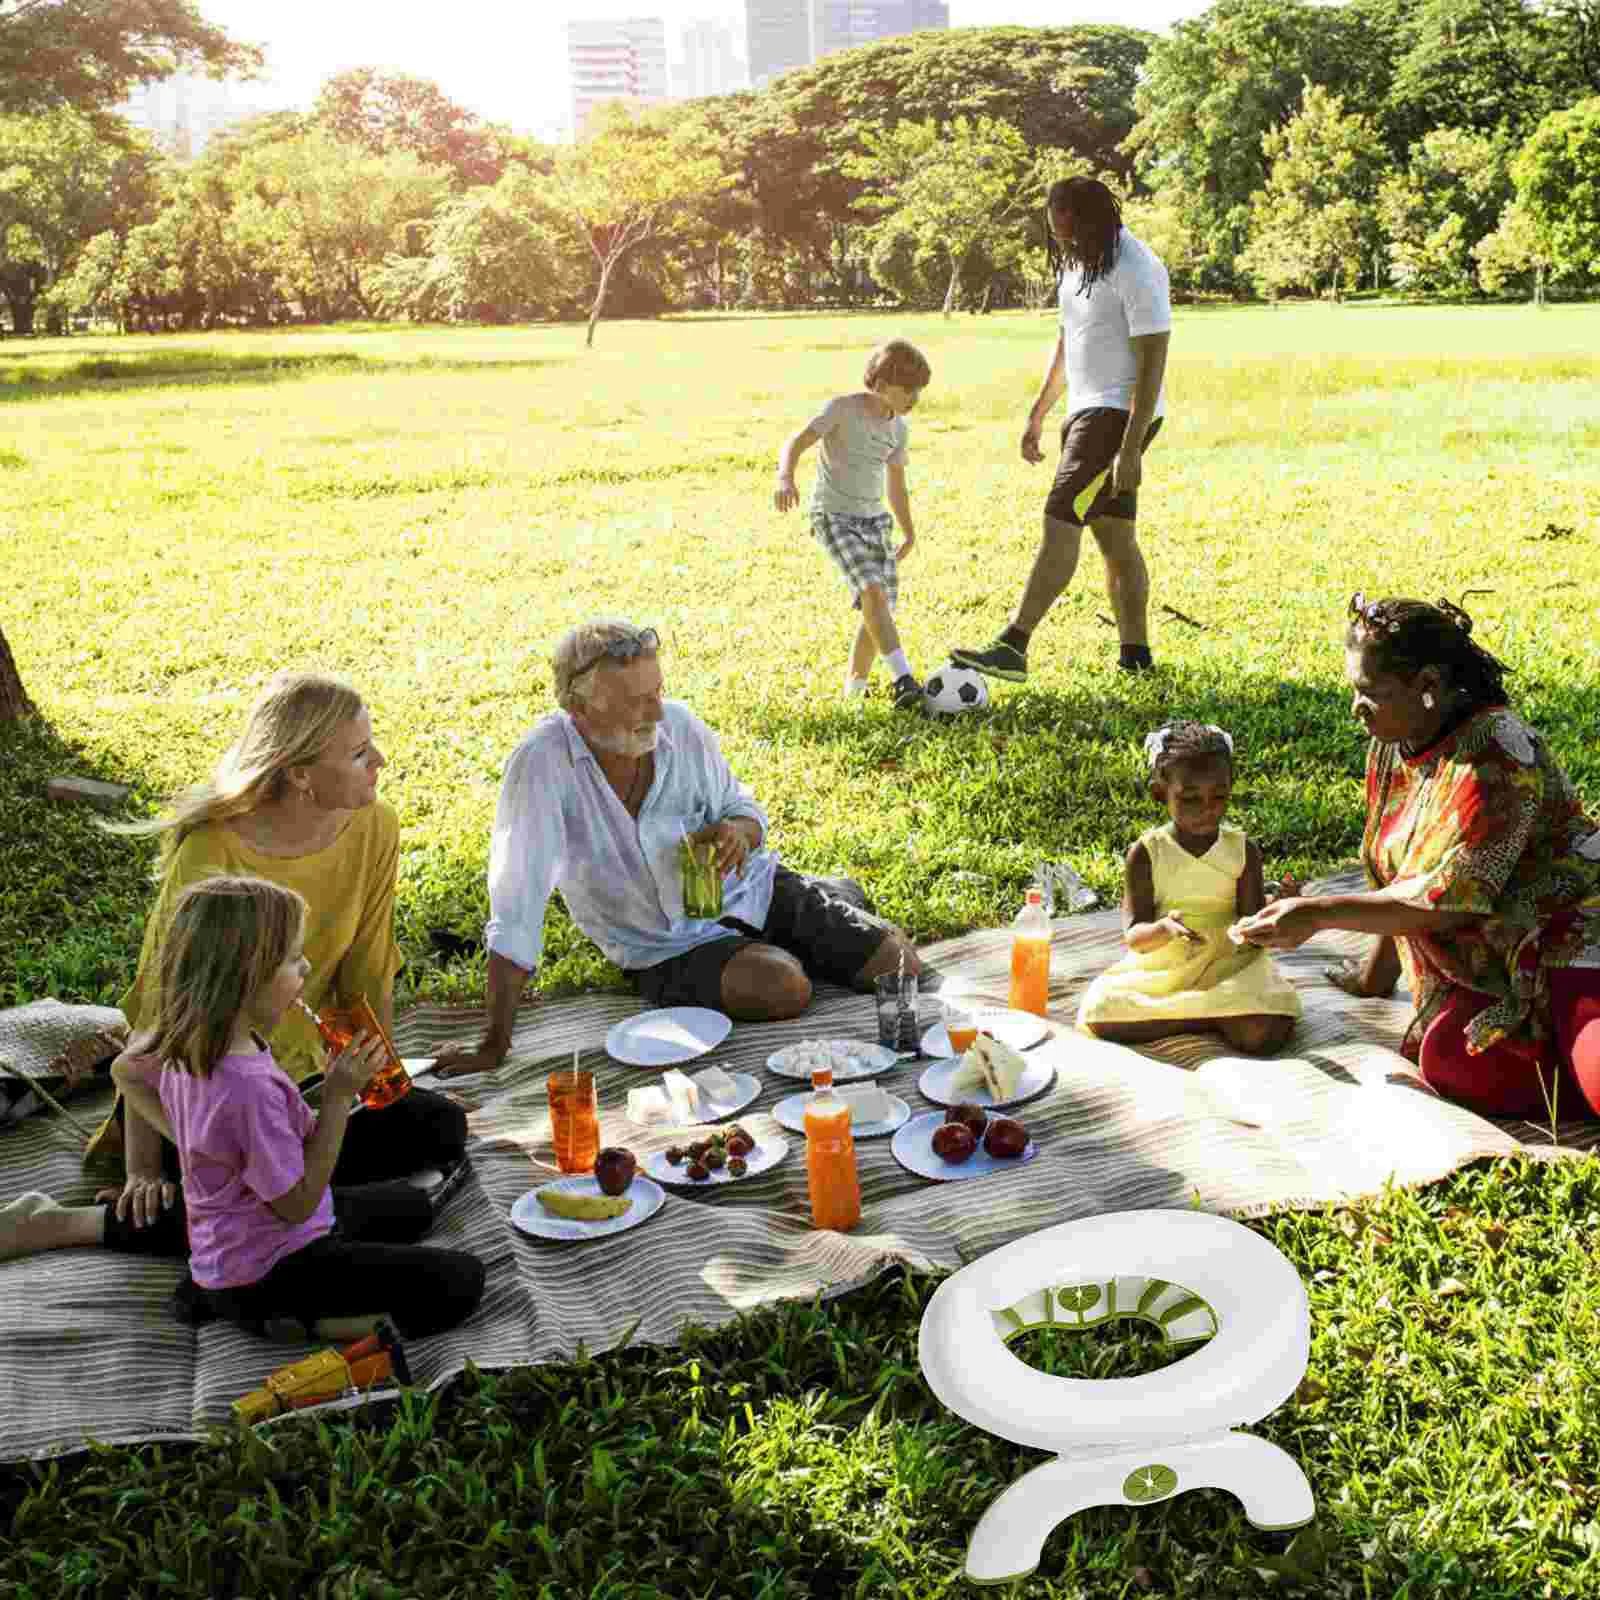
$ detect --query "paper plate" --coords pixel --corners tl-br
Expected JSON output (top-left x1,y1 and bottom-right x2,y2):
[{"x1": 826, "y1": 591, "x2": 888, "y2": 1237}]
[
  {"x1": 891, "y1": 1110, "x2": 1039, "y2": 1182},
  {"x1": 766, "y1": 1038, "x2": 900, "y2": 1082},
  {"x1": 631, "y1": 1070, "x2": 761, "y2": 1126},
  {"x1": 645, "y1": 1135, "x2": 789, "y2": 1188},
  {"x1": 403, "y1": 1058, "x2": 436, "y2": 1079},
  {"x1": 918, "y1": 1054, "x2": 1056, "y2": 1111},
  {"x1": 920, "y1": 1009, "x2": 1052, "y2": 1059},
  {"x1": 509, "y1": 1174, "x2": 665, "y2": 1242},
  {"x1": 771, "y1": 1089, "x2": 910, "y2": 1139},
  {"x1": 606, "y1": 1007, "x2": 733, "y2": 1067}
]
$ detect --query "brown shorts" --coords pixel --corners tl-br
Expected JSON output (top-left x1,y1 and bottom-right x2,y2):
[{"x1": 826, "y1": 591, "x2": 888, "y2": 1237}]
[
  {"x1": 632, "y1": 867, "x2": 888, "y2": 1009},
  {"x1": 1043, "y1": 407, "x2": 1163, "y2": 527}
]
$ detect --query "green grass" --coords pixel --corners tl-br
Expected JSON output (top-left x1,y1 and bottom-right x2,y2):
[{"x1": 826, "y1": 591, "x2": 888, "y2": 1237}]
[{"x1": 2, "y1": 304, "x2": 1599, "y2": 1595}]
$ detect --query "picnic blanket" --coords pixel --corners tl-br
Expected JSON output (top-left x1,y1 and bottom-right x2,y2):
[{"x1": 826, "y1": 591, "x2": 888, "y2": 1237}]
[{"x1": 2, "y1": 870, "x2": 1592, "y2": 1463}]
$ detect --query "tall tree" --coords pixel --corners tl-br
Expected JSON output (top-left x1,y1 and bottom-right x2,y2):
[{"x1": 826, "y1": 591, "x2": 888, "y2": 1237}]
[
  {"x1": 0, "y1": 0, "x2": 260, "y2": 115},
  {"x1": 1377, "y1": 127, "x2": 1511, "y2": 293},
  {"x1": 843, "y1": 115, "x2": 1050, "y2": 314},
  {"x1": 1510, "y1": 95, "x2": 1600, "y2": 284},
  {"x1": 1237, "y1": 80, "x2": 1387, "y2": 297},
  {"x1": 546, "y1": 103, "x2": 729, "y2": 346},
  {"x1": 312, "y1": 68, "x2": 507, "y2": 189}
]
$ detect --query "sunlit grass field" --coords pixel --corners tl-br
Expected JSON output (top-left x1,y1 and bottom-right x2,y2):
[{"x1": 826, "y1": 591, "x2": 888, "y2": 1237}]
[{"x1": 4, "y1": 303, "x2": 1597, "y2": 1007}]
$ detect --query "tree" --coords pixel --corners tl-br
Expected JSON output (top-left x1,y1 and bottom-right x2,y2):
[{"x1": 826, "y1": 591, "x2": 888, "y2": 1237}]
[
  {"x1": 1510, "y1": 95, "x2": 1600, "y2": 284},
  {"x1": 1472, "y1": 197, "x2": 1559, "y2": 300},
  {"x1": 1237, "y1": 80, "x2": 1387, "y2": 297},
  {"x1": 0, "y1": 108, "x2": 159, "y2": 331},
  {"x1": 843, "y1": 115, "x2": 1049, "y2": 314},
  {"x1": 312, "y1": 68, "x2": 508, "y2": 189},
  {"x1": 0, "y1": 624, "x2": 32, "y2": 721},
  {"x1": 1377, "y1": 126, "x2": 1511, "y2": 292},
  {"x1": 0, "y1": 0, "x2": 260, "y2": 116},
  {"x1": 546, "y1": 103, "x2": 729, "y2": 346}
]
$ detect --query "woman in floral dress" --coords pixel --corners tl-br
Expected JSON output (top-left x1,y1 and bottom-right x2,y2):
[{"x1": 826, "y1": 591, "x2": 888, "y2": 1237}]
[{"x1": 1234, "y1": 595, "x2": 1600, "y2": 1119}]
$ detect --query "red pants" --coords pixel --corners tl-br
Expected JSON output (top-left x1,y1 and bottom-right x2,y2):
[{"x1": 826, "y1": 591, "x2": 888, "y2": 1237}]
[{"x1": 1419, "y1": 969, "x2": 1600, "y2": 1119}]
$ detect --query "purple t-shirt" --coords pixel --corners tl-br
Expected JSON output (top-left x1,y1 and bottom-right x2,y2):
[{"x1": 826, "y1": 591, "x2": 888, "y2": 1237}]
[{"x1": 159, "y1": 1047, "x2": 334, "y2": 1290}]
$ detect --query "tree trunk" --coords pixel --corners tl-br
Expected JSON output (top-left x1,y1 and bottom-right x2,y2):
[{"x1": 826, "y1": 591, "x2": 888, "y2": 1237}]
[
  {"x1": 942, "y1": 261, "x2": 960, "y2": 318},
  {"x1": 586, "y1": 260, "x2": 615, "y2": 348},
  {"x1": 4, "y1": 289, "x2": 35, "y2": 336},
  {"x1": 0, "y1": 624, "x2": 34, "y2": 721},
  {"x1": 1534, "y1": 263, "x2": 1545, "y2": 307}
]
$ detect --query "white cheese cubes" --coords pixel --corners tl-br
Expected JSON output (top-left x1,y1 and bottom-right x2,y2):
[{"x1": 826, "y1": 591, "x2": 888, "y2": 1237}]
[
  {"x1": 691, "y1": 1064, "x2": 739, "y2": 1103},
  {"x1": 626, "y1": 1085, "x2": 672, "y2": 1125},
  {"x1": 838, "y1": 1084, "x2": 892, "y2": 1125}
]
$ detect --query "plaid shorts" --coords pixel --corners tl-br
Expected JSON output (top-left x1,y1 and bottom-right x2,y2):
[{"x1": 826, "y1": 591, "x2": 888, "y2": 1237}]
[{"x1": 811, "y1": 509, "x2": 897, "y2": 611}]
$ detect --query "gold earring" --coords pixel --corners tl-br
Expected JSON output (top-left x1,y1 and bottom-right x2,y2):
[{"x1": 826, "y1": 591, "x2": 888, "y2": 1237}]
[{"x1": 1422, "y1": 692, "x2": 1435, "y2": 709}]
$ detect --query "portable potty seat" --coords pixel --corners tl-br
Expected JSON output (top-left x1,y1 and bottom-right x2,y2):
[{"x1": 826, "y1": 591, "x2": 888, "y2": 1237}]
[{"x1": 918, "y1": 1209, "x2": 1313, "y2": 1585}]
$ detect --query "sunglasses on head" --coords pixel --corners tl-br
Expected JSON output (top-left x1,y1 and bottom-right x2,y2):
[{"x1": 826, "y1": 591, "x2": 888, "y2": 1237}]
[
  {"x1": 572, "y1": 627, "x2": 659, "y2": 680},
  {"x1": 1348, "y1": 592, "x2": 1395, "y2": 633}
]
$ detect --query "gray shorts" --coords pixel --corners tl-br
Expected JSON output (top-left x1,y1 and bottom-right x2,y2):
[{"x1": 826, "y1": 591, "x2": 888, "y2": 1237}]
[{"x1": 811, "y1": 509, "x2": 897, "y2": 611}]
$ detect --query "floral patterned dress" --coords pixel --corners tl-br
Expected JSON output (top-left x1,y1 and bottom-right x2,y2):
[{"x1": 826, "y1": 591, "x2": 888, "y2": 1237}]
[{"x1": 1362, "y1": 706, "x2": 1600, "y2": 1064}]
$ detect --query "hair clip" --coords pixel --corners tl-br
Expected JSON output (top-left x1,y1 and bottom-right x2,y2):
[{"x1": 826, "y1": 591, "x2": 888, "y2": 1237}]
[{"x1": 1206, "y1": 725, "x2": 1235, "y2": 752}]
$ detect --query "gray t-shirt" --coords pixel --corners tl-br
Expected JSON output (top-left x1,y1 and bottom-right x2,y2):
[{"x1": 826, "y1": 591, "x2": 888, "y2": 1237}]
[{"x1": 806, "y1": 393, "x2": 909, "y2": 517}]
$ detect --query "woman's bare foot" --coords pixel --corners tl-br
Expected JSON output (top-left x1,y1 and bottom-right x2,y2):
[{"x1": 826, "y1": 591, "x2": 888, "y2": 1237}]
[
  {"x1": 48, "y1": 1025, "x2": 129, "y2": 1094},
  {"x1": 0, "y1": 1192, "x2": 106, "y2": 1259}
]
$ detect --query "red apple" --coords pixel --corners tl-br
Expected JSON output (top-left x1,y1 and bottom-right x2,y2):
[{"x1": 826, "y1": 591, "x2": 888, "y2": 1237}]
[
  {"x1": 983, "y1": 1118, "x2": 1028, "y2": 1159},
  {"x1": 594, "y1": 1147, "x2": 637, "y2": 1195},
  {"x1": 931, "y1": 1122, "x2": 978, "y2": 1164}
]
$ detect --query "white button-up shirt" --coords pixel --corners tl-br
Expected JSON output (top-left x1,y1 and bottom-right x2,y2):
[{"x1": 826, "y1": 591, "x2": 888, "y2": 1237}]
[{"x1": 484, "y1": 701, "x2": 775, "y2": 974}]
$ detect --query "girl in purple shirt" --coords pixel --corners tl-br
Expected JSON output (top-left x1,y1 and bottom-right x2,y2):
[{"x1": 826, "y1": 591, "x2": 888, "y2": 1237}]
[{"x1": 113, "y1": 876, "x2": 484, "y2": 1343}]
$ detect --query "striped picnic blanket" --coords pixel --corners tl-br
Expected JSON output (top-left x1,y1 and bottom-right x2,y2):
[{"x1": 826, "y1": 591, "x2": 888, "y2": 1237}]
[{"x1": 1, "y1": 871, "x2": 1588, "y2": 1462}]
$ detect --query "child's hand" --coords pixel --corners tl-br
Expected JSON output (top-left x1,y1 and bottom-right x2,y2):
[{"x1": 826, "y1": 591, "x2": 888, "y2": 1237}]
[
  {"x1": 325, "y1": 1032, "x2": 388, "y2": 1103},
  {"x1": 1155, "y1": 913, "x2": 1202, "y2": 945},
  {"x1": 894, "y1": 532, "x2": 915, "y2": 561},
  {"x1": 773, "y1": 476, "x2": 799, "y2": 513}
]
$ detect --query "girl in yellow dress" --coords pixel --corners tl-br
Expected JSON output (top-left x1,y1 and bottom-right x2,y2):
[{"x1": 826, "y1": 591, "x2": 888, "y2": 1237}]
[{"x1": 1079, "y1": 721, "x2": 1301, "y2": 1055}]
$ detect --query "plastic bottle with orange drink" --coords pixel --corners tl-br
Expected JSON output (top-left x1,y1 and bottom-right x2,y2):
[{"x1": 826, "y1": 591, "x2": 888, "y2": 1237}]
[
  {"x1": 1008, "y1": 888, "x2": 1051, "y2": 1018},
  {"x1": 804, "y1": 1064, "x2": 861, "y2": 1231}
]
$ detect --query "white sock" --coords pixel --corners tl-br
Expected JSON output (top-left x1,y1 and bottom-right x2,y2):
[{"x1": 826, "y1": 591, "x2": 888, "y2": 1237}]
[
  {"x1": 885, "y1": 649, "x2": 912, "y2": 680},
  {"x1": 842, "y1": 676, "x2": 870, "y2": 698}
]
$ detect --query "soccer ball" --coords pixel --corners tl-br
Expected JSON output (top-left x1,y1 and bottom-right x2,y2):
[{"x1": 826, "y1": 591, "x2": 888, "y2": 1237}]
[{"x1": 923, "y1": 666, "x2": 990, "y2": 718}]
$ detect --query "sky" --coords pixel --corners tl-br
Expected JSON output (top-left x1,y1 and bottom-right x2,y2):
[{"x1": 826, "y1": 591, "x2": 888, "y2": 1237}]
[{"x1": 198, "y1": 1, "x2": 1210, "y2": 141}]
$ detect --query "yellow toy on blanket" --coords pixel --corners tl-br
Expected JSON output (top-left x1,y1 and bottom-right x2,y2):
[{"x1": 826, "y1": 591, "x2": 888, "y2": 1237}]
[{"x1": 1077, "y1": 722, "x2": 1300, "y2": 1050}]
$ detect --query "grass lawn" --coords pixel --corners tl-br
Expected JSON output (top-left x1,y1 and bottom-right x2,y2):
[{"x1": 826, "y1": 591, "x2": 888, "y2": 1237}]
[{"x1": 2, "y1": 304, "x2": 1599, "y2": 1596}]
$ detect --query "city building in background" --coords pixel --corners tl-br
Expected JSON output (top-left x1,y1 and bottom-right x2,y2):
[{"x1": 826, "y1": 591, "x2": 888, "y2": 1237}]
[
  {"x1": 672, "y1": 17, "x2": 749, "y2": 99},
  {"x1": 810, "y1": 0, "x2": 949, "y2": 61},
  {"x1": 745, "y1": 0, "x2": 811, "y2": 88},
  {"x1": 118, "y1": 72, "x2": 279, "y2": 159},
  {"x1": 568, "y1": 16, "x2": 670, "y2": 137}
]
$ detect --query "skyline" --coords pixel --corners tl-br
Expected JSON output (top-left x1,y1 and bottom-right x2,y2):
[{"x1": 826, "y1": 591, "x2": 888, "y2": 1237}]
[{"x1": 185, "y1": 1, "x2": 1209, "y2": 141}]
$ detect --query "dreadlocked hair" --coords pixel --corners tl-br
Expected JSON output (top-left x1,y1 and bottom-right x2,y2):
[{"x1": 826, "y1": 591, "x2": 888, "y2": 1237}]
[
  {"x1": 1345, "y1": 596, "x2": 1511, "y2": 711},
  {"x1": 1045, "y1": 176, "x2": 1123, "y2": 298},
  {"x1": 1148, "y1": 720, "x2": 1234, "y2": 785}
]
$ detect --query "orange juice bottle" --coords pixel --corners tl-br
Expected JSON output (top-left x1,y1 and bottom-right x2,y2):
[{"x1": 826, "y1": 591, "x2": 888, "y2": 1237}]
[
  {"x1": 804, "y1": 1065, "x2": 861, "y2": 1232},
  {"x1": 1008, "y1": 889, "x2": 1051, "y2": 1018}
]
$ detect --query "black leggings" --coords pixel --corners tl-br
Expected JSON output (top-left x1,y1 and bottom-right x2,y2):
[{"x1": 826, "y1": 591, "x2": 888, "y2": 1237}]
[
  {"x1": 196, "y1": 1182, "x2": 486, "y2": 1341},
  {"x1": 103, "y1": 1086, "x2": 469, "y2": 1258}
]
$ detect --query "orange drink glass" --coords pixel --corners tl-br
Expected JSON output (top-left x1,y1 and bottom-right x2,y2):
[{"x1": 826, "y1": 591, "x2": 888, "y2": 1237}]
[
  {"x1": 305, "y1": 995, "x2": 412, "y2": 1110},
  {"x1": 944, "y1": 999, "x2": 978, "y2": 1055},
  {"x1": 547, "y1": 1068, "x2": 600, "y2": 1174}
]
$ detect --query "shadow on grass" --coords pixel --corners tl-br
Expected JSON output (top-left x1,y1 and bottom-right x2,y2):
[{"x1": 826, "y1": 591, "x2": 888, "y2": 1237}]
[
  {"x1": 0, "y1": 349, "x2": 568, "y2": 404},
  {"x1": 0, "y1": 711, "x2": 157, "y2": 1008}
]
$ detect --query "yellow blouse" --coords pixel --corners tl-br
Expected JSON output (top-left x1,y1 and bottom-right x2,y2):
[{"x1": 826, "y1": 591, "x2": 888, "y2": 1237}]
[{"x1": 121, "y1": 801, "x2": 402, "y2": 1084}]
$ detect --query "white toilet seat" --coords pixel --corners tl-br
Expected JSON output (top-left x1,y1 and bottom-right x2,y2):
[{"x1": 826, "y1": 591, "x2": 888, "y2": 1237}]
[
  {"x1": 919, "y1": 1209, "x2": 1315, "y2": 1582},
  {"x1": 920, "y1": 1209, "x2": 1308, "y2": 1451}
]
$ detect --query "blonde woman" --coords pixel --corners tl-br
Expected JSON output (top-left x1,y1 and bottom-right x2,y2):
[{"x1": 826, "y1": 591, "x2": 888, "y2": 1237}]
[{"x1": 4, "y1": 672, "x2": 466, "y2": 1264}]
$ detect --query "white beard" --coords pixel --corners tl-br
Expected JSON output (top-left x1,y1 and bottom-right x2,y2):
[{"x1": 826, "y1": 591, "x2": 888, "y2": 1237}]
[{"x1": 586, "y1": 725, "x2": 660, "y2": 758}]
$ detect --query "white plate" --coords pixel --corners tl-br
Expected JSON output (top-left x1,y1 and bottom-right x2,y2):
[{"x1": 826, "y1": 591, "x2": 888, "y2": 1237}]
[
  {"x1": 509, "y1": 1174, "x2": 665, "y2": 1241},
  {"x1": 656, "y1": 1071, "x2": 762, "y2": 1126},
  {"x1": 766, "y1": 1039, "x2": 901, "y2": 1081},
  {"x1": 645, "y1": 1135, "x2": 789, "y2": 1188},
  {"x1": 771, "y1": 1089, "x2": 911, "y2": 1139},
  {"x1": 917, "y1": 1054, "x2": 1056, "y2": 1111},
  {"x1": 920, "y1": 1009, "x2": 1052, "y2": 1058},
  {"x1": 891, "y1": 1110, "x2": 1039, "y2": 1182},
  {"x1": 403, "y1": 1057, "x2": 437, "y2": 1079},
  {"x1": 606, "y1": 1007, "x2": 733, "y2": 1067}
]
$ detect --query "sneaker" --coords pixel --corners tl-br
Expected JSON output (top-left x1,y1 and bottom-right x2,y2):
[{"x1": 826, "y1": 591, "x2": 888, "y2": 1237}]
[
  {"x1": 949, "y1": 638, "x2": 1027, "y2": 682},
  {"x1": 891, "y1": 673, "x2": 925, "y2": 713}
]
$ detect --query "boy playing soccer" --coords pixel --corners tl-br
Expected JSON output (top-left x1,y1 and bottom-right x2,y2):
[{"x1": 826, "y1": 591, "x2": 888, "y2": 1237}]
[{"x1": 774, "y1": 339, "x2": 932, "y2": 711}]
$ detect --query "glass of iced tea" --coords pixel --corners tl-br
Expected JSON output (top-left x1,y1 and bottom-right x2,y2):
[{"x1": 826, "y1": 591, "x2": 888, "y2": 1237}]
[
  {"x1": 300, "y1": 995, "x2": 411, "y2": 1110},
  {"x1": 944, "y1": 1000, "x2": 979, "y2": 1056},
  {"x1": 547, "y1": 1065, "x2": 599, "y2": 1174}
]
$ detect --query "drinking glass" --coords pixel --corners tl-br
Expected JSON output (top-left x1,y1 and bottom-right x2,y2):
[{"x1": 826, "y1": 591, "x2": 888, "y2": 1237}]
[
  {"x1": 307, "y1": 996, "x2": 411, "y2": 1110},
  {"x1": 874, "y1": 972, "x2": 920, "y2": 1053},
  {"x1": 680, "y1": 837, "x2": 725, "y2": 919},
  {"x1": 547, "y1": 1067, "x2": 599, "y2": 1174},
  {"x1": 943, "y1": 999, "x2": 978, "y2": 1056}
]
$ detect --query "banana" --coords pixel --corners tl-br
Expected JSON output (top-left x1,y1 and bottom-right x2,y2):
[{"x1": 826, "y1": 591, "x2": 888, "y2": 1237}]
[{"x1": 537, "y1": 1189, "x2": 632, "y2": 1221}]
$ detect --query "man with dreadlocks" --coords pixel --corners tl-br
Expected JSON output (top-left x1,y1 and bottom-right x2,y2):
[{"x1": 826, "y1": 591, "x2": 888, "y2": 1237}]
[
  {"x1": 952, "y1": 176, "x2": 1171, "y2": 680},
  {"x1": 1234, "y1": 595, "x2": 1600, "y2": 1122}
]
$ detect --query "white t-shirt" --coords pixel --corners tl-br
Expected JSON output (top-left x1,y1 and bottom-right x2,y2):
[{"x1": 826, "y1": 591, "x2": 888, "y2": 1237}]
[
  {"x1": 1058, "y1": 228, "x2": 1171, "y2": 419},
  {"x1": 805, "y1": 393, "x2": 909, "y2": 518}
]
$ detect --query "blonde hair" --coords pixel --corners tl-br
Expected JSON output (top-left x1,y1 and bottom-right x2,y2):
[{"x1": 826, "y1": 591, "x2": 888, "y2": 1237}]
[
  {"x1": 110, "y1": 672, "x2": 365, "y2": 856},
  {"x1": 863, "y1": 339, "x2": 931, "y2": 392},
  {"x1": 551, "y1": 619, "x2": 659, "y2": 712},
  {"x1": 147, "y1": 876, "x2": 306, "y2": 1078}
]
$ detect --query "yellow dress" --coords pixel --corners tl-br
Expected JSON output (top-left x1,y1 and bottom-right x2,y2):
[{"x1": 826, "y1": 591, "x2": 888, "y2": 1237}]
[{"x1": 1077, "y1": 823, "x2": 1302, "y2": 1027}]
